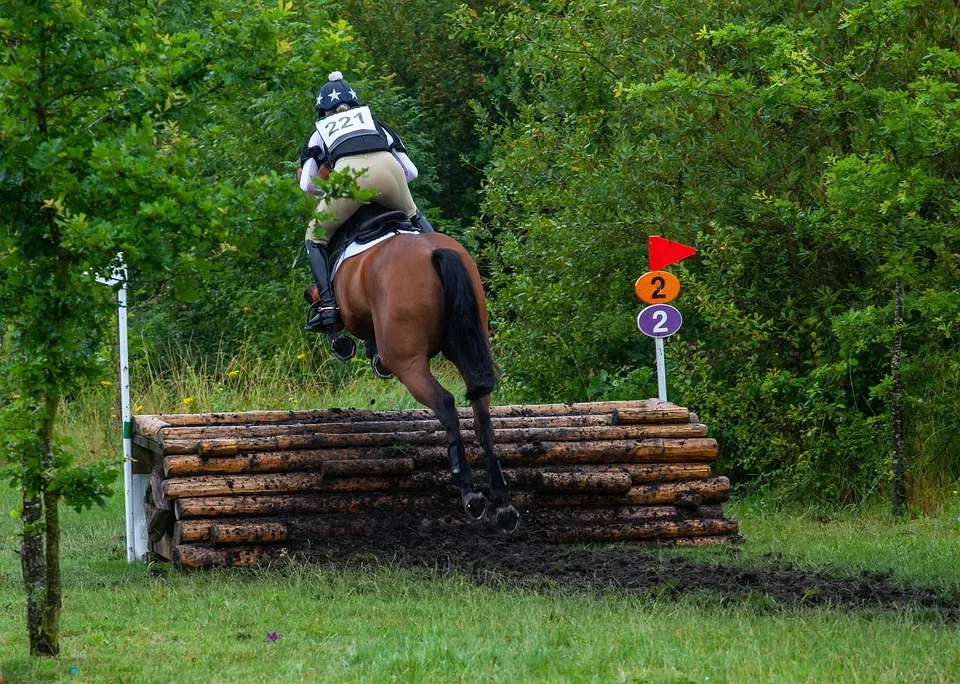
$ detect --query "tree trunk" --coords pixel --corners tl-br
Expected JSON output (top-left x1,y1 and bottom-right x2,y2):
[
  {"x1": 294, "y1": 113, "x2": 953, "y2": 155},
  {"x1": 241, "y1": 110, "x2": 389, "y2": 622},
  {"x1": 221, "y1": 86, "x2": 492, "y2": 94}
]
[
  {"x1": 20, "y1": 486, "x2": 50, "y2": 655},
  {"x1": 40, "y1": 392, "x2": 61, "y2": 655},
  {"x1": 891, "y1": 276, "x2": 907, "y2": 516}
]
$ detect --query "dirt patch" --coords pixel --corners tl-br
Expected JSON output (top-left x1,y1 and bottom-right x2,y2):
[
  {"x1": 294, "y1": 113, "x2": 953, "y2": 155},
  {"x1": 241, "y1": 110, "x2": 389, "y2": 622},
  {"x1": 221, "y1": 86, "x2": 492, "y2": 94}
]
[{"x1": 296, "y1": 512, "x2": 960, "y2": 622}]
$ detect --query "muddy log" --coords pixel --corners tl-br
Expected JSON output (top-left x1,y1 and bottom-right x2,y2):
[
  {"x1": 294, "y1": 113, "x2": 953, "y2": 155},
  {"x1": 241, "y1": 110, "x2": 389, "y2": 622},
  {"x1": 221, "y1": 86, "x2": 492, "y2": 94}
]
[
  {"x1": 160, "y1": 424, "x2": 710, "y2": 456},
  {"x1": 171, "y1": 544, "x2": 276, "y2": 568},
  {"x1": 142, "y1": 400, "x2": 678, "y2": 429},
  {"x1": 209, "y1": 521, "x2": 288, "y2": 545},
  {"x1": 532, "y1": 504, "x2": 725, "y2": 525},
  {"x1": 174, "y1": 520, "x2": 212, "y2": 545},
  {"x1": 613, "y1": 406, "x2": 689, "y2": 425},
  {"x1": 536, "y1": 471, "x2": 632, "y2": 493},
  {"x1": 174, "y1": 492, "x2": 457, "y2": 519},
  {"x1": 515, "y1": 477, "x2": 731, "y2": 507},
  {"x1": 163, "y1": 440, "x2": 718, "y2": 477},
  {"x1": 322, "y1": 458, "x2": 415, "y2": 478},
  {"x1": 162, "y1": 472, "x2": 445, "y2": 499},
  {"x1": 544, "y1": 518, "x2": 739, "y2": 543},
  {"x1": 162, "y1": 414, "x2": 621, "y2": 441},
  {"x1": 664, "y1": 534, "x2": 744, "y2": 546}
]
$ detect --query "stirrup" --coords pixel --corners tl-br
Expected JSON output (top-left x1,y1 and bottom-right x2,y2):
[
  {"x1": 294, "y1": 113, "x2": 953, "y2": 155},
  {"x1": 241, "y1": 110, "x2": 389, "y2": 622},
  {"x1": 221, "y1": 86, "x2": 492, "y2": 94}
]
[
  {"x1": 325, "y1": 331, "x2": 356, "y2": 361},
  {"x1": 305, "y1": 301, "x2": 340, "y2": 333}
]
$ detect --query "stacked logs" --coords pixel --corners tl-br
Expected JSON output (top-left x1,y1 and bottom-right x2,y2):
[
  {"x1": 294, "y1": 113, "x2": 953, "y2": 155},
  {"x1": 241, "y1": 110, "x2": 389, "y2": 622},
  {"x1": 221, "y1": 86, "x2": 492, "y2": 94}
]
[{"x1": 132, "y1": 400, "x2": 739, "y2": 568}]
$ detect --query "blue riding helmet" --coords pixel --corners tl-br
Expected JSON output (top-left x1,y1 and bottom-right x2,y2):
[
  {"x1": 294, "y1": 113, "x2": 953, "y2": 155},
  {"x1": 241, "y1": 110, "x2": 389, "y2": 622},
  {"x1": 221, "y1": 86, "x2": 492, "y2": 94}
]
[{"x1": 315, "y1": 71, "x2": 361, "y2": 115}]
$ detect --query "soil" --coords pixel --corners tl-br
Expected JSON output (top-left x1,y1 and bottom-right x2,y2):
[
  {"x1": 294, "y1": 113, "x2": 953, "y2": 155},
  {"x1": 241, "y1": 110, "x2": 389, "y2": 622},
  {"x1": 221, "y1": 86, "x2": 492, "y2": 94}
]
[{"x1": 295, "y1": 511, "x2": 960, "y2": 622}]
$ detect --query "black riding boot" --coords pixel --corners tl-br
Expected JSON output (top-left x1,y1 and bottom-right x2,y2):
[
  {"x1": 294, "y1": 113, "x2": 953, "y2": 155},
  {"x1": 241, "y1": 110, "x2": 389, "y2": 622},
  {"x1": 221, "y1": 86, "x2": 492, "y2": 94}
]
[
  {"x1": 304, "y1": 241, "x2": 340, "y2": 333},
  {"x1": 413, "y1": 210, "x2": 435, "y2": 233}
]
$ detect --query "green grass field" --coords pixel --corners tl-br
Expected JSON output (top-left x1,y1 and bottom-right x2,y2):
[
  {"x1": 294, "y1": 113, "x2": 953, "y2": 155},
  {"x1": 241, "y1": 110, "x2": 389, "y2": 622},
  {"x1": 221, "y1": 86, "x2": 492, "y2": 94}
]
[
  {"x1": 2, "y1": 486, "x2": 959, "y2": 681},
  {"x1": 2, "y1": 363, "x2": 959, "y2": 681}
]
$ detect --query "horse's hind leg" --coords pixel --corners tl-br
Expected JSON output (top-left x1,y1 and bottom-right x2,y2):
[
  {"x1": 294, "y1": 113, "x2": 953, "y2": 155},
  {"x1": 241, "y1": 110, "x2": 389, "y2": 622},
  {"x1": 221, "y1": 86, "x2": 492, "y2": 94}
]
[
  {"x1": 472, "y1": 397, "x2": 520, "y2": 533},
  {"x1": 392, "y1": 359, "x2": 487, "y2": 520}
]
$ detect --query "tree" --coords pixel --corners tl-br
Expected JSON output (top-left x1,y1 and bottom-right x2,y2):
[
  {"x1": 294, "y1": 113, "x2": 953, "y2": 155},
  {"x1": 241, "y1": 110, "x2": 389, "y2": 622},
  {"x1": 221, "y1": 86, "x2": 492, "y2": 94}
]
[
  {"x1": 0, "y1": 0, "x2": 355, "y2": 655},
  {"x1": 456, "y1": 0, "x2": 960, "y2": 502}
]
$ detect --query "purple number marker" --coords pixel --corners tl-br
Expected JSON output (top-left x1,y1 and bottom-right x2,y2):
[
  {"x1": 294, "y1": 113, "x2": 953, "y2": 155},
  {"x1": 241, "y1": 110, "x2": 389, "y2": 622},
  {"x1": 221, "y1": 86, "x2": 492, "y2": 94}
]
[{"x1": 637, "y1": 304, "x2": 682, "y2": 338}]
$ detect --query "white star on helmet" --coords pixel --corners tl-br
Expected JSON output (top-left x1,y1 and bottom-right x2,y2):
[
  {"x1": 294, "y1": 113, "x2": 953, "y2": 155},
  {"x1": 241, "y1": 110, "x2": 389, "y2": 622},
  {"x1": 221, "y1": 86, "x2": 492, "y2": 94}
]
[
  {"x1": 348, "y1": 89, "x2": 357, "y2": 100},
  {"x1": 328, "y1": 89, "x2": 341, "y2": 102}
]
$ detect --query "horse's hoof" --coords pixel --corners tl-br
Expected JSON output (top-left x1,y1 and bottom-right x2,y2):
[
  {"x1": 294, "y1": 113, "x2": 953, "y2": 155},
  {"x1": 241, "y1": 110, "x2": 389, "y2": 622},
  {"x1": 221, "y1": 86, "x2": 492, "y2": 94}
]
[
  {"x1": 495, "y1": 505, "x2": 520, "y2": 534},
  {"x1": 326, "y1": 332, "x2": 356, "y2": 361},
  {"x1": 462, "y1": 492, "x2": 487, "y2": 521},
  {"x1": 371, "y1": 354, "x2": 393, "y2": 379}
]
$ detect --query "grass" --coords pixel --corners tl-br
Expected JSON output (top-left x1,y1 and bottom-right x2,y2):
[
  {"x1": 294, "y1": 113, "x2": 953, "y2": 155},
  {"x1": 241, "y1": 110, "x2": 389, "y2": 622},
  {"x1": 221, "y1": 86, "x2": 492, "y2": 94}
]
[
  {"x1": 2, "y1": 351, "x2": 959, "y2": 681},
  {"x1": 2, "y1": 487, "x2": 959, "y2": 682}
]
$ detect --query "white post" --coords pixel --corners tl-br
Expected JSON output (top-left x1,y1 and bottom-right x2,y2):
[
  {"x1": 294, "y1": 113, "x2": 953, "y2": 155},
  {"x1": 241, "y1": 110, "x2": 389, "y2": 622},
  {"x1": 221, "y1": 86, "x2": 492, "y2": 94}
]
[
  {"x1": 99, "y1": 256, "x2": 148, "y2": 562},
  {"x1": 655, "y1": 337, "x2": 667, "y2": 402}
]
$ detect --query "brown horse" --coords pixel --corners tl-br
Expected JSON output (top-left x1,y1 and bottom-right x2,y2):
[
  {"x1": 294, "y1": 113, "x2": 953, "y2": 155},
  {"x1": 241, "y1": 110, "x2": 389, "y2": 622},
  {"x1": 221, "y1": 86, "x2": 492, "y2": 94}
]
[{"x1": 305, "y1": 225, "x2": 520, "y2": 533}]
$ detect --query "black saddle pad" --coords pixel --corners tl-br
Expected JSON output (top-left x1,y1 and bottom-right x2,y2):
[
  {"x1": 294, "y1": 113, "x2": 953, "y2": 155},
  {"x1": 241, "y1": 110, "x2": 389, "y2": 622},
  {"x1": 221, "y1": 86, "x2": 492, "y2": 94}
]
[{"x1": 328, "y1": 205, "x2": 417, "y2": 268}]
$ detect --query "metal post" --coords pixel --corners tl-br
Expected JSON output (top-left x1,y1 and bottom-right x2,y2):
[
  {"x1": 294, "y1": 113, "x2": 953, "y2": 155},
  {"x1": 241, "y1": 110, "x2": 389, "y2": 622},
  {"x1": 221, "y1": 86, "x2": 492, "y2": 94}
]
[{"x1": 655, "y1": 337, "x2": 667, "y2": 401}]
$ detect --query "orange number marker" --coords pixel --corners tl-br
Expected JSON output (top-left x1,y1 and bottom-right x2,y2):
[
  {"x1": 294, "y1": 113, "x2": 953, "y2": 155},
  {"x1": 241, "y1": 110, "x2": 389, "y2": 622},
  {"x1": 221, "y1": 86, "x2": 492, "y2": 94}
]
[{"x1": 634, "y1": 270, "x2": 680, "y2": 304}]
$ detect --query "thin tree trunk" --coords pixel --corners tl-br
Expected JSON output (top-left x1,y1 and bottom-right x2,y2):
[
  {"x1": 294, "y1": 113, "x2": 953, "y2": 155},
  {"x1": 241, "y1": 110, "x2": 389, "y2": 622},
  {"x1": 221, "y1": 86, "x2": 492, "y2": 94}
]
[
  {"x1": 891, "y1": 276, "x2": 907, "y2": 516},
  {"x1": 20, "y1": 486, "x2": 49, "y2": 655},
  {"x1": 41, "y1": 393, "x2": 62, "y2": 654}
]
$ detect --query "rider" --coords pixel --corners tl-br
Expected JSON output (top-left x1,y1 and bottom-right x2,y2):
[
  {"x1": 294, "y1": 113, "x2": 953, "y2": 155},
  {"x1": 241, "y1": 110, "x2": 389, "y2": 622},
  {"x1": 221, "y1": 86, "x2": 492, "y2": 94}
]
[{"x1": 298, "y1": 71, "x2": 433, "y2": 333}]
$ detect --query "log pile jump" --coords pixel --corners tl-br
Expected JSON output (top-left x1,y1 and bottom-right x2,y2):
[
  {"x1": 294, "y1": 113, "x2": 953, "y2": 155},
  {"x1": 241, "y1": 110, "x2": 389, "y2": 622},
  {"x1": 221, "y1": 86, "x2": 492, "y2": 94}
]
[{"x1": 132, "y1": 399, "x2": 740, "y2": 568}]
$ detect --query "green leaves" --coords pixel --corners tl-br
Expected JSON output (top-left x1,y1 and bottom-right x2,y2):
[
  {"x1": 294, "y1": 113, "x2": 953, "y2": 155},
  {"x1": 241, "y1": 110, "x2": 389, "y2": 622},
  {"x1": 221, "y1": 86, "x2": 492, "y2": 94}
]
[{"x1": 463, "y1": 0, "x2": 960, "y2": 501}]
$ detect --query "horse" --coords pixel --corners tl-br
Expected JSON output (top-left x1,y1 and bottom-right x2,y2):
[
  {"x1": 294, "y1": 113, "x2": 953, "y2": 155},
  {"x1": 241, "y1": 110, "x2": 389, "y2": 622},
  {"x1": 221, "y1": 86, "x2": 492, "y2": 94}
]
[{"x1": 304, "y1": 208, "x2": 520, "y2": 533}]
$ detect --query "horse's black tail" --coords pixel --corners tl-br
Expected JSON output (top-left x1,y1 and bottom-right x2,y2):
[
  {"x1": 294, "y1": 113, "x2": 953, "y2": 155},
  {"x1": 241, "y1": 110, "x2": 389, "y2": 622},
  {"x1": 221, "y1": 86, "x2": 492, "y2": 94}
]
[{"x1": 431, "y1": 248, "x2": 496, "y2": 401}]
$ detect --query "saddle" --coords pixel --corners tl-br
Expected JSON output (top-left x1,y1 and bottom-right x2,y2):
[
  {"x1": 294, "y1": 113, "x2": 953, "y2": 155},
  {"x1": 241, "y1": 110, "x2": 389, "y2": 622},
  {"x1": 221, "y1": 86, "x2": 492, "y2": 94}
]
[{"x1": 327, "y1": 204, "x2": 417, "y2": 271}]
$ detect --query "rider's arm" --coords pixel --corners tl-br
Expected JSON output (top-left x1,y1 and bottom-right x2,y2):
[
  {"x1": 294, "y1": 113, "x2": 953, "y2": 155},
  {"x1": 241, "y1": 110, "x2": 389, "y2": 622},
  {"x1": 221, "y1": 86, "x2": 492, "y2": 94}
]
[
  {"x1": 393, "y1": 151, "x2": 418, "y2": 183},
  {"x1": 299, "y1": 132, "x2": 329, "y2": 195},
  {"x1": 379, "y1": 122, "x2": 418, "y2": 183}
]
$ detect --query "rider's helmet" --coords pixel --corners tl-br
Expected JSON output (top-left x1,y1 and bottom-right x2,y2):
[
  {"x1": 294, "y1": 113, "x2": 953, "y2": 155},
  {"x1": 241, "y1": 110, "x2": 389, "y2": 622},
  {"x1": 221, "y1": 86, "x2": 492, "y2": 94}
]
[{"x1": 315, "y1": 71, "x2": 361, "y2": 116}]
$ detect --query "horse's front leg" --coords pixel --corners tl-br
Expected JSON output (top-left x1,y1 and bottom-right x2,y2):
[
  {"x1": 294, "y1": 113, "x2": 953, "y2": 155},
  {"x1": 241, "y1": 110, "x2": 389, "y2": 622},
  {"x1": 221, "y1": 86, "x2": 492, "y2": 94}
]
[
  {"x1": 390, "y1": 359, "x2": 487, "y2": 520},
  {"x1": 472, "y1": 397, "x2": 520, "y2": 534}
]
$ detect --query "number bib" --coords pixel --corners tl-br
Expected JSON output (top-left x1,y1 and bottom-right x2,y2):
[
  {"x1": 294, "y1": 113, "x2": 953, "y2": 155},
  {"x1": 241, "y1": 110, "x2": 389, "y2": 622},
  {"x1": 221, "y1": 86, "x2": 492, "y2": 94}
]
[{"x1": 316, "y1": 106, "x2": 380, "y2": 150}]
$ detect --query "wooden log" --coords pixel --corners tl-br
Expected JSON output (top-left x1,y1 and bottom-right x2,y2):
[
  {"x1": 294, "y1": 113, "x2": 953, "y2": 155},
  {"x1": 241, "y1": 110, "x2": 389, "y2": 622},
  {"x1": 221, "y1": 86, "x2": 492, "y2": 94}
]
[
  {"x1": 148, "y1": 506, "x2": 173, "y2": 544},
  {"x1": 537, "y1": 471, "x2": 632, "y2": 493},
  {"x1": 162, "y1": 414, "x2": 620, "y2": 441},
  {"x1": 544, "y1": 518, "x2": 739, "y2": 543},
  {"x1": 505, "y1": 464, "x2": 712, "y2": 488},
  {"x1": 533, "y1": 504, "x2": 725, "y2": 525},
  {"x1": 613, "y1": 406, "x2": 689, "y2": 425},
  {"x1": 515, "y1": 477, "x2": 731, "y2": 507},
  {"x1": 664, "y1": 534, "x2": 744, "y2": 547},
  {"x1": 162, "y1": 472, "x2": 444, "y2": 499},
  {"x1": 150, "y1": 467, "x2": 172, "y2": 511},
  {"x1": 153, "y1": 531, "x2": 174, "y2": 561},
  {"x1": 164, "y1": 440, "x2": 718, "y2": 477},
  {"x1": 172, "y1": 544, "x2": 275, "y2": 568},
  {"x1": 176, "y1": 492, "x2": 456, "y2": 519},
  {"x1": 133, "y1": 415, "x2": 170, "y2": 441},
  {"x1": 210, "y1": 521, "x2": 288, "y2": 545},
  {"x1": 139, "y1": 400, "x2": 679, "y2": 429},
  {"x1": 322, "y1": 458, "x2": 415, "y2": 478},
  {"x1": 161, "y1": 424, "x2": 710, "y2": 456},
  {"x1": 175, "y1": 520, "x2": 212, "y2": 545}
]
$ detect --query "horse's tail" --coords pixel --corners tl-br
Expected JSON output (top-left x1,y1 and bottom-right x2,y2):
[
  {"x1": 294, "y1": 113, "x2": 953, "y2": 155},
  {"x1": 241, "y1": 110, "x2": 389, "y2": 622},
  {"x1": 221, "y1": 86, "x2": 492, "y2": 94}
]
[{"x1": 431, "y1": 248, "x2": 496, "y2": 401}]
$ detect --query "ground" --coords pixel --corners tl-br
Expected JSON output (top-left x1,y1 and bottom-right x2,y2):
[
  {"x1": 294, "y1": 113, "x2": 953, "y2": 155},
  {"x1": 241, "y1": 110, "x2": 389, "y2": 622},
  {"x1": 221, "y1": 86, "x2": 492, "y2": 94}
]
[{"x1": 1, "y1": 486, "x2": 959, "y2": 681}]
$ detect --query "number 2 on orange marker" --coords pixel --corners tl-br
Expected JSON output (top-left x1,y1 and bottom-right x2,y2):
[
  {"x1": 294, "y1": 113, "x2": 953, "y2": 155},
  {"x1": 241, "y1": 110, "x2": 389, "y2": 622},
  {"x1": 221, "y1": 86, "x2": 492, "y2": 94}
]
[{"x1": 634, "y1": 270, "x2": 680, "y2": 304}]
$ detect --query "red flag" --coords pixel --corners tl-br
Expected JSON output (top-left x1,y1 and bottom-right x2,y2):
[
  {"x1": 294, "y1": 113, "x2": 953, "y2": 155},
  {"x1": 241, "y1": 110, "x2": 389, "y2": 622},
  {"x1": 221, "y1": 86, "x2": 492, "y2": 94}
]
[{"x1": 648, "y1": 236, "x2": 696, "y2": 271}]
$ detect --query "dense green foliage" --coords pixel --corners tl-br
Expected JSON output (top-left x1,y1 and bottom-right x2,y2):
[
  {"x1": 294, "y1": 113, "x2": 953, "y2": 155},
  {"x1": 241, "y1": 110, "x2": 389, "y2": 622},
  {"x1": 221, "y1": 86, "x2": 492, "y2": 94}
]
[
  {"x1": 453, "y1": 0, "x2": 960, "y2": 502},
  {"x1": 0, "y1": 0, "x2": 428, "y2": 653}
]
